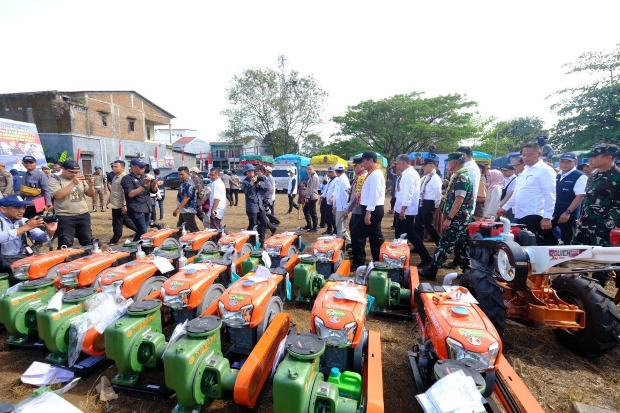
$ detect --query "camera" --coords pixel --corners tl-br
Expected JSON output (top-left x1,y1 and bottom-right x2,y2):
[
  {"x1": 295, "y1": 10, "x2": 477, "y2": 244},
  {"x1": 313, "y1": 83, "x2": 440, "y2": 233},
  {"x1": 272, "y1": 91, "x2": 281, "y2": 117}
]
[
  {"x1": 41, "y1": 212, "x2": 59, "y2": 223},
  {"x1": 256, "y1": 176, "x2": 265, "y2": 182}
]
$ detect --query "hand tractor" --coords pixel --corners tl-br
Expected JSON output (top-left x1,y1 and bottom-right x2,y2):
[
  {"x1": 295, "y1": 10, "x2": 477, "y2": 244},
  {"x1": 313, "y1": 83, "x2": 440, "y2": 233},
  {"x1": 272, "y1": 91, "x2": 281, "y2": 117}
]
[
  {"x1": 272, "y1": 274, "x2": 384, "y2": 413},
  {"x1": 461, "y1": 217, "x2": 620, "y2": 357},
  {"x1": 10, "y1": 245, "x2": 90, "y2": 284},
  {"x1": 408, "y1": 275, "x2": 544, "y2": 413},
  {"x1": 242, "y1": 228, "x2": 305, "y2": 274},
  {"x1": 140, "y1": 226, "x2": 180, "y2": 254},
  {"x1": 217, "y1": 227, "x2": 260, "y2": 256},
  {"x1": 104, "y1": 264, "x2": 290, "y2": 407},
  {"x1": 178, "y1": 228, "x2": 222, "y2": 262}
]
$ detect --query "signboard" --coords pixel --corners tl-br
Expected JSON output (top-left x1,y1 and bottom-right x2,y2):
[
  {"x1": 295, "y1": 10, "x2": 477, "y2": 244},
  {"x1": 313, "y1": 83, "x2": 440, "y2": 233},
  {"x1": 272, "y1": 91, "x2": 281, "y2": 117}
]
[
  {"x1": 150, "y1": 156, "x2": 175, "y2": 169},
  {"x1": 0, "y1": 118, "x2": 47, "y2": 171}
]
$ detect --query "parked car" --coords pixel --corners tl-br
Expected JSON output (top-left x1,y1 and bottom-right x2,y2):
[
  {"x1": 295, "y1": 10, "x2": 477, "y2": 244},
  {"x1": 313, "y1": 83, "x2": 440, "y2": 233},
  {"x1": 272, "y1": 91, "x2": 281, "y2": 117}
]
[{"x1": 163, "y1": 171, "x2": 210, "y2": 189}]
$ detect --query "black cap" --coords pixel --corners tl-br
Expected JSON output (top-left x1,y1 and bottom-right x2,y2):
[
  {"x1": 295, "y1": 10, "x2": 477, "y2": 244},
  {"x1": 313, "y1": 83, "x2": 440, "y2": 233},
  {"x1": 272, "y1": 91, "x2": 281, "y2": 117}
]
[
  {"x1": 352, "y1": 157, "x2": 363, "y2": 165},
  {"x1": 500, "y1": 164, "x2": 515, "y2": 171},
  {"x1": 62, "y1": 160, "x2": 80, "y2": 170},
  {"x1": 422, "y1": 158, "x2": 438, "y2": 165},
  {"x1": 22, "y1": 155, "x2": 36, "y2": 163},
  {"x1": 361, "y1": 151, "x2": 377, "y2": 162}
]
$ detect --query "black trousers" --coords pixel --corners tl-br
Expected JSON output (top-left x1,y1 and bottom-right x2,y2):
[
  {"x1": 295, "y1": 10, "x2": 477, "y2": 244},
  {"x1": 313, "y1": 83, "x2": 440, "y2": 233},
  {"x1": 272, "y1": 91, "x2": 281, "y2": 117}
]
[
  {"x1": 56, "y1": 213, "x2": 93, "y2": 248},
  {"x1": 350, "y1": 206, "x2": 384, "y2": 266},
  {"x1": 287, "y1": 194, "x2": 299, "y2": 212},
  {"x1": 551, "y1": 216, "x2": 576, "y2": 245},
  {"x1": 247, "y1": 210, "x2": 269, "y2": 245},
  {"x1": 225, "y1": 188, "x2": 233, "y2": 205},
  {"x1": 324, "y1": 204, "x2": 335, "y2": 232},
  {"x1": 230, "y1": 189, "x2": 239, "y2": 206},
  {"x1": 319, "y1": 198, "x2": 328, "y2": 228},
  {"x1": 516, "y1": 215, "x2": 557, "y2": 246},
  {"x1": 396, "y1": 214, "x2": 431, "y2": 262},
  {"x1": 415, "y1": 200, "x2": 441, "y2": 246},
  {"x1": 304, "y1": 199, "x2": 318, "y2": 229},
  {"x1": 111, "y1": 208, "x2": 138, "y2": 243}
]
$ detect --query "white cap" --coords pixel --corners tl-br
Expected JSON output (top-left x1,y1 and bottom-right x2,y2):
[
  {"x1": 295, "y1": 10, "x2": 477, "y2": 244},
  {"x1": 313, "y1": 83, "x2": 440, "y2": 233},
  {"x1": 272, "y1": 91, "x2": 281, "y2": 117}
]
[
  {"x1": 334, "y1": 163, "x2": 345, "y2": 172},
  {"x1": 265, "y1": 166, "x2": 273, "y2": 172}
]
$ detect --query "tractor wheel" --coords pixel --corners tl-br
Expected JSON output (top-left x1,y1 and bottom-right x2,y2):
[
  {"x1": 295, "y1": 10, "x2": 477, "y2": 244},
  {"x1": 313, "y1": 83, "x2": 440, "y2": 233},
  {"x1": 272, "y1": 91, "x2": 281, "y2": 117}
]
[
  {"x1": 352, "y1": 327, "x2": 368, "y2": 374},
  {"x1": 334, "y1": 250, "x2": 344, "y2": 270},
  {"x1": 201, "y1": 241, "x2": 217, "y2": 251},
  {"x1": 460, "y1": 269, "x2": 506, "y2": 337},
  {"x1": 44, "y1": 263, "x2": 65, "y2": 280},
  {"x1": 196, "y1": 283, "x2": 226, "y2": 317},
  {"x1": 241, "y1": 242, "x2": 253, "y2": 256},
  {"x1": 257, "y1": 296, "x2": 283, "y2": 341},
  {"x1": 551, "y1": 274, "x2": 620, "y2": 357},
  {"x1": 134, "y1": 276, "x2": 168, "y2": 302}
]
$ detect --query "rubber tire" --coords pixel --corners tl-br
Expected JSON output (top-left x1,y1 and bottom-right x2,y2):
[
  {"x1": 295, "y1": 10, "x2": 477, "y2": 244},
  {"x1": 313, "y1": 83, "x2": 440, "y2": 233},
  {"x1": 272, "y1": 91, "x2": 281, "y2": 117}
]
[
  {"x1": 460, "y1": 269, "x2": 506, "y2": 337},
  {"x1": 257, "y1": 296, "x2": 283, "y2": 341},
  {"x1": 196, "y1": 283, "x2": 225, "y2": 317},
  {"x1": 201, "y1": 241, "x2": 217, "y2": 251},
  {"x1": 134, "y1": 276, "x2": 168, "y2": 302},
  {"x1": 334, "y1": 250, "x2": 344, "y2": 270},
  {"x1": 551, "y1": 274, "x2": 620, "y2": 357},
  {"x1": 241, "y1": 242, "x2": 253, "y2": 256},
  {"x1": 352, "y1": 328, "x2": 368, "y2": 374}
]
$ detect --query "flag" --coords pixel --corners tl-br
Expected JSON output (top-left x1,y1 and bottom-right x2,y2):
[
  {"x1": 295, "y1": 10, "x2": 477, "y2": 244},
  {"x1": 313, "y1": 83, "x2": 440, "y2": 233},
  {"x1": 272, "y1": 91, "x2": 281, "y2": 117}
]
[
  {"x1": 208, "y1": 151, "x2": 213, "y2": 170},
  {"x1": 118, "y1": 141, "x2": 122, "y2": 160},
  {"x1": 182, "y1": 147, "x2": 185, "y2": 166},
  {"x1": 154, "y1": 145, "x2": 158, "y2": 159},
  {"x1": 199, "y1": 150, "x2": 204, "y2": 170},
  {"x1": 76, "y1": 147, "x2": 81, "y2": 163}
]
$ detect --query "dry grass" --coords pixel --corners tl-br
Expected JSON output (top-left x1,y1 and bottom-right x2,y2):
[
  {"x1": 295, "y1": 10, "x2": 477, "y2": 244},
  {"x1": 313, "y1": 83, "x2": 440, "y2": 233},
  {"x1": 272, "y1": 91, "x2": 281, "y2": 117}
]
[{"x1": 0, "y1": 192, "x2": 618, "y2": 412}]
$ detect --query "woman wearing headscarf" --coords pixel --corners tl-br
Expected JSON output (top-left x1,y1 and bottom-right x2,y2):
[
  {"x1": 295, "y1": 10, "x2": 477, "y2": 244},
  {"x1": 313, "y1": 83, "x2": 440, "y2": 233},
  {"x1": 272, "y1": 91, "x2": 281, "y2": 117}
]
[{"x1": 484, "y1": 169, "x2": 505, "y2": 219}]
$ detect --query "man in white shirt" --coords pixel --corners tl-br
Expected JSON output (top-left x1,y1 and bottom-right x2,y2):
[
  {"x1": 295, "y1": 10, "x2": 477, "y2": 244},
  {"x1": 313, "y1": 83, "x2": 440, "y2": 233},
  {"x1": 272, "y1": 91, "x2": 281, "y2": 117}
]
[
  {"x1": 208, "y1": 168, "x2": 227, "y2": 231},
  {"x1": 415, "y1": 158, "x2": 442, "y2": 246},
  {"x1": 498, "y1": 142, "x2": 557, "y2": 244},
  {"x1": 552, "y1": 153, "x2": 587, "y2": 245},
  {"x1": 350, "y1": 151, "x2": 385, "y2": 269},
  {"x1": 286, "y1": 169, "x2": 299, "y2": 214},
  {"x1": 458, "y1": 146, "x2": 481, "y2": 204},
  {"x1": 322, "y1": 167, "x2": 337, "y2": 235},
  {"x1": 331, "y1": 163, "x2": 351, "y2": 245},
  {"x1": 394, "y1": 154, "x2": 432, "y2": 266}
]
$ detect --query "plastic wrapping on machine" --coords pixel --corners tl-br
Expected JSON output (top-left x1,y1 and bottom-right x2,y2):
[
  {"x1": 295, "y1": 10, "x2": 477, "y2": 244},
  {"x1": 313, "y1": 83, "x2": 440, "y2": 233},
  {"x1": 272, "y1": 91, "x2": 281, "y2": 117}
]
[
  {"x1": 67, "y1": 291, "x2": 132, "y2": 367},
  {"x1": 46, "y1": 289, "x2": 65, "y2": 311},
  {"x1": 161, "y1": 320, "x2": 188, "y2": 360},
  {"x1": 3, "y1": 282, "x2": 23, "y2": 297}
]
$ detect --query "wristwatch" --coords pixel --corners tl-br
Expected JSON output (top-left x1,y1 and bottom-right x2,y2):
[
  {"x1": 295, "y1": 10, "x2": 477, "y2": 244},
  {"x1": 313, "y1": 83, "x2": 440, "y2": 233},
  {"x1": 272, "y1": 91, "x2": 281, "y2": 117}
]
[{"x1": 565, "y1": 209, "x2": 572, "y2": 214}]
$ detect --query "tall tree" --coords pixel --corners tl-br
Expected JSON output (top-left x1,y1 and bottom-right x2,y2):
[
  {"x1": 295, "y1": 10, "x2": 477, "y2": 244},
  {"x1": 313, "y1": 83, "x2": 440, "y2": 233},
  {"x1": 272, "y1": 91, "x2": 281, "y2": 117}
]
[
  {"x1": 221, "y1": 56, "x2": 328, "y2": 157},
  {"x1": 550, "y1": 45, "x2": 620, "y2": 151},
  {"x1": 475, "y1": 117, "x2": 546, "y2": 157},
  {"x1": 300, "y1": 133, "x2": 324, "y2": 157},
  {"x1": 322, "y1": 137, "x2": 373, "y2": 160},
  {"x1": 332, "y1": 92, "x2": 480, "y2": 161}
]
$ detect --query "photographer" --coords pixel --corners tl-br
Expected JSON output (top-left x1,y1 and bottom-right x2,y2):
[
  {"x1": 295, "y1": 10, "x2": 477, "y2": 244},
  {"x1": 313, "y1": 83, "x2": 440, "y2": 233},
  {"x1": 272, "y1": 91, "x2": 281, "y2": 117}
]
[
  {"x1": 122, "y1": 158, "x2": 158, "y2": 240},
  {"x1": 48, "y1": 160, "x2": 94, "y2": 248},
  {"x1": 0, "y1": 195, "x2": 57, "y2": 285}
]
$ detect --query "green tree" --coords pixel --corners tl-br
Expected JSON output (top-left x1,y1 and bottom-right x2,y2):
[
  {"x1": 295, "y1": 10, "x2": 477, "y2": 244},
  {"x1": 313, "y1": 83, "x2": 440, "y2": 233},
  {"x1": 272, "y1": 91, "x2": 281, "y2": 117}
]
[
  {"x1": 221, "y1": 56, "x2": 328, "y2": 157},
  {"x1": 475, "y1": 117, "x2": 546, "y2": 157},
  {"x1": 322, "y1": 137, "x2": 373, "y2": 160},
  {"x1": 332, "y1": 92, "x2": 480, "y2": 161},
  {"x1": 550, "y1": 45, "x2": 620, "y2": 151},
  {"x1": 300, "y1": 133, "x2": 324, "y2": 157}
]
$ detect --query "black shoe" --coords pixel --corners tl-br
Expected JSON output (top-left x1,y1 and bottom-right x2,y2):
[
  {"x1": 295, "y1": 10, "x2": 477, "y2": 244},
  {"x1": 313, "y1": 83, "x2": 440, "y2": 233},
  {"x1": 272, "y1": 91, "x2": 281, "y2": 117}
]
[
  {"x1": 308, "y1": 228, "x2": 318, "y2": 233},
  {"x1": 418, "y1": 259, "x2": 432, "y2": 268},
  {"x1": 302, "y1": 226, "x2": 311, "y2": 230},
  {"x1": 270, "y1": 227, "x2": 277, "y2": 236},
  {"x1": 442, "y1": 261, "x2": 459, "y2": 269},
  {"x1": 418, "y1": 266, "x2": 438, "y2": 281},
  {"x1": 388, "y1": 226, "x2": 395, "y2": 230},
  {"x1": 319, "y1": 225, "x2": 326, "y2": 229},
  {"x1": 286, "y1": 211, "x2": 292, "y2": 215},
  {"x1": 322, "y1": 231, "x2": 332, "y2": 235},
  {"x1": 108, "y1": 241, "x2": 118, "y2": 247}
]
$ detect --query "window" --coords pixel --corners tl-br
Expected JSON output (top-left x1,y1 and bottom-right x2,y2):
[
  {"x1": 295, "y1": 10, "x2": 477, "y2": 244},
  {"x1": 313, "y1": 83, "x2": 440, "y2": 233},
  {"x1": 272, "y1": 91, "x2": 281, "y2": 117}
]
[
  {"x1": 102, "y1": 116, "x2": 107, "y2": 126},
  {"x1": 129, "y1": 120, "x2": 135, "y2": 132},
  {"x1": 146, "y1": 126, "x2": 151, "y2": 140}
]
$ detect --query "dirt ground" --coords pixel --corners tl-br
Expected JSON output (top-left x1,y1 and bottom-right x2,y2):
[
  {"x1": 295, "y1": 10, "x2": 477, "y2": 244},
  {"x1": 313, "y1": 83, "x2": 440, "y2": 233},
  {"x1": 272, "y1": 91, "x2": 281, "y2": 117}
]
[{"x1": 1, "y1": 191, "x2": 619, "y2": 412}]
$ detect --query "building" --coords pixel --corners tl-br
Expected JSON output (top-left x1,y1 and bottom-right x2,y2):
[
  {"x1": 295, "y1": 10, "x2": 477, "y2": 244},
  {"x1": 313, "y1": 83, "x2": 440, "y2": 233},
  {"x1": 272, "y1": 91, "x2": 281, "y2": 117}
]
[
  {"x1": 154, "y1": 128, "x2": 195, "y2": 144},
  {"x1": 0, "y1": 90, "x2": 182, "y2": 174}
]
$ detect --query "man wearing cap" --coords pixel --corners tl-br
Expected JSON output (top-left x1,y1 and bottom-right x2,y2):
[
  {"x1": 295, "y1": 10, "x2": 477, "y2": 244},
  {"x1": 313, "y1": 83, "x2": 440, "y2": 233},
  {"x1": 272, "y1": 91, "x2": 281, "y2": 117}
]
[
  {"x1": 48, "y1": 160, "x2": 95, "y2": 248},
  {"x1": 241, "y1": 164, "x2": 271, "y2": 245},
  {"x1": 174, "y1": 166, "x2": 200, "y2": 233},
  {"x1": 572, "y1": 144, "x2": 620, "y2": 289},
  {"x1": 303, "y1": 164, "x2": 320, "y2": 232},
  {"x1": 122, "y1": 158, "x2": 159, "y2": 240},
  {"x1": 20, "y1": 155, "x2": 52, "y2": 219},
  {"x1": 41, "y1": 165, "x2": 51, "y2": 177},
  {"x1": 457, "y1": 146, "x2": 482, "y2": 209},
  {"x1": 551, "y1": 153, "x2": 587, "y2": 245},
  {"x1": 286, "y1": 169, "x2": 299, "y2": 214},
  {"x1": 189, "y1": 167, "x2": 205, "y2": 223},
  {"x1": 106, "y1": 163, "x2": 116, "y2": 191},
  {"x1": 419, "y1": 152, "x2": 474, "y2": 280},
  {"x1": 350, "y1": 151, "x2": 385, "y2": 269},
  {"x1": 257, "y1": 166, "x2": 279, "y2": 233},
  {"x1": 0, "y1": 195, "x2": 57, "y2": 285},
  {"x1": 343, "y1": 157, "x2": 367, "y2": 236},
  {"x1": 415, "y1": 158, "x2": 442, "y2": 246},
  {"x1": 332, "y1": 163, "x2": 351, "y2": 245},
  {"x1": 394, "y1": 154, "x2": 432, "y2": 266},
  {"x1": 91, "y1": 166, "x2": 107, "y2": 212},
  {"x1": 321, "y1": 167, "x2": 337, "y2": 235},
  {"x1": 106, "y1": 160, "x2": 137, "y2": 246},
  {"x1": 0, "y1": 162, "x2": 14, "y2": 196},
  {"x1": 498, "y1": 142, "x2": 556, "y2": 244}
]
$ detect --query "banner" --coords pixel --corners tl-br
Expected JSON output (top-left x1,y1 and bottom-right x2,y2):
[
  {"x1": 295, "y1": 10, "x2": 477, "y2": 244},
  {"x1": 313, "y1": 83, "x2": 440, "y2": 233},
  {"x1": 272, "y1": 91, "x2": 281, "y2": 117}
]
[{"x1": 0, "y1": 118, "x2": 47, "y2": 171}]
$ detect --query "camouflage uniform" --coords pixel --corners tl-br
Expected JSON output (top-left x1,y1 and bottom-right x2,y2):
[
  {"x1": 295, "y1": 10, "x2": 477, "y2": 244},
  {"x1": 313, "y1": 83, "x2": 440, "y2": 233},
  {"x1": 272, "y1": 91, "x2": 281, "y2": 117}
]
[{"x1": 432, "y1": 166, "x2": 474, "y2": 266}]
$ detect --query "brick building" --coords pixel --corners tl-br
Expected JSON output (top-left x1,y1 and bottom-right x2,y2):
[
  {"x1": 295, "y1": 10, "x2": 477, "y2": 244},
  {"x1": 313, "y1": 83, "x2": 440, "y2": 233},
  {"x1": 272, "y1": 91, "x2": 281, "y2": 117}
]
[{"x1": 0, "y1": 90, "x2": 192, "y2": 175}]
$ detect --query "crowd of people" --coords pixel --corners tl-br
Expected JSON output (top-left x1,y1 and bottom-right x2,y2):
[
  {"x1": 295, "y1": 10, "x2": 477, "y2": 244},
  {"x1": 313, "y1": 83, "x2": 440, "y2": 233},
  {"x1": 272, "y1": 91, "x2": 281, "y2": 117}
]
[{"x1": 0, "y1": 143, "x2": 618, "y2": 302}]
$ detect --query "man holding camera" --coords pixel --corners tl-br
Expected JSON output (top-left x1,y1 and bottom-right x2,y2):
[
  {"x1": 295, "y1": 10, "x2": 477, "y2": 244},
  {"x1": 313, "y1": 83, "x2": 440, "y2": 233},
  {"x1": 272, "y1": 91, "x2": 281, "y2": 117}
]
[
  {"x1": 48, "y1": 160, "x2": 94, "y2": 248},
  {"x1": 0, "y1": 195, "x2": 57, "y2": 285},
  {"x1": 122, "y1": 158, "x2": 158, "y2": 240}
]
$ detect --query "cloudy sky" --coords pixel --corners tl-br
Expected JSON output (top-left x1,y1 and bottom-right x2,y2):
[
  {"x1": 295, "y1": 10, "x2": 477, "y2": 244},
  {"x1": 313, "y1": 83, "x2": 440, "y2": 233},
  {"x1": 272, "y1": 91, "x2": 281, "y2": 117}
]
[{"x1": 1, "y1": 0, "x2": 618, "y2": 143}]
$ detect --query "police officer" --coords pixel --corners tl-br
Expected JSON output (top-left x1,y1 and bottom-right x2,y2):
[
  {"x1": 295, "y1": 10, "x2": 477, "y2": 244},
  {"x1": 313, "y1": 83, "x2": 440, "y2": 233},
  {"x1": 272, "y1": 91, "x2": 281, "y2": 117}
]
[
  {"x1": 0, "y1": 195, "x2": 57, "y2": 285},
  {"x1": 92, "y1": 166, "x2": 107, "y2": 212},
  {"x1": 552, "y1": 153, "x2": 586, "y2": 245},
  {"x1": 419, "y1": 152, "x2": 474, "y2": 281},
  {"x1": 572, "y1": 144, "x2": 620, "y2": 289}
]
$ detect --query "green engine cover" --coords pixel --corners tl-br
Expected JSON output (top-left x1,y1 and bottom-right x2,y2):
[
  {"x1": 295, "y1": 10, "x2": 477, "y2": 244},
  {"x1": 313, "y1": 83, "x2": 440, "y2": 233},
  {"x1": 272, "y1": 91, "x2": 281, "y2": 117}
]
[
  {"x1": 293, "y1": 259, "x2": 325, "y2": 301},
  {"x1": 367, "y1": 267, "x2": 411, "y2": 312}
]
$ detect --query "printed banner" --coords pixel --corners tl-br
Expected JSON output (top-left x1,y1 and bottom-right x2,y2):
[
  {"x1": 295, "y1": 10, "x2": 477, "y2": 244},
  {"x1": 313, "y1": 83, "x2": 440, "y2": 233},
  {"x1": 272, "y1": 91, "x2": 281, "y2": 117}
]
[{"x1": 0, "y1": 118, "x2": 47, "y2": 171}]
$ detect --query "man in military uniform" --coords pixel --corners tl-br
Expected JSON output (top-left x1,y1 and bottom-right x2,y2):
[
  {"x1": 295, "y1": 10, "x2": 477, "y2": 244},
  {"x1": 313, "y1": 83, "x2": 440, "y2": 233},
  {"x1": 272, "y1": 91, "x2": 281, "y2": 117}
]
[
  {"x1": 92, "y1": 166, "x2": 107, "y2": 212},
  {"x1": 419, "y1": 152, "x2": 474, "y2": 280},
  {"x1": 0, "y1": 162, "x2": 14, "y2": 196},
  {"x1": 572, "y1": 144, "x2": 620, "y2": 292}
]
